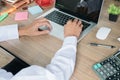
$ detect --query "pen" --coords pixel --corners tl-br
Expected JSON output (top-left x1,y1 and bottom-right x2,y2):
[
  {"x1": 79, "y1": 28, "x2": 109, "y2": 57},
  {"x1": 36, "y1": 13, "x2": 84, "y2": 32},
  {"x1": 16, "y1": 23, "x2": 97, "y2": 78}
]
[{"x1": 90, "y1": 43, "x2": 116, "y2": 49}]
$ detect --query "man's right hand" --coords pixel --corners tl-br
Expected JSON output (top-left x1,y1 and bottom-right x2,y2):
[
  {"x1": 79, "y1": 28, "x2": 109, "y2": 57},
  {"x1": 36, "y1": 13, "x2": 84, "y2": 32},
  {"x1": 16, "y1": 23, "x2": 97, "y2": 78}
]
[
  {"x1": 18, "y1": 18, "x2": 52, "y2": 37},
  {"x1": 64, "y1": 19, "x2": 83, "y2": 39}
]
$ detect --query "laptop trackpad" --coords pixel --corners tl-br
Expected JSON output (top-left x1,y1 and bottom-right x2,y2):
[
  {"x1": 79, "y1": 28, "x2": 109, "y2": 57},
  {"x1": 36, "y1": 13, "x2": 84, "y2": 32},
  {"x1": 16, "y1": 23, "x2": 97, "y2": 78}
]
[{"x1": 49, "y1": 21, "x2": 64, "y2": 40}]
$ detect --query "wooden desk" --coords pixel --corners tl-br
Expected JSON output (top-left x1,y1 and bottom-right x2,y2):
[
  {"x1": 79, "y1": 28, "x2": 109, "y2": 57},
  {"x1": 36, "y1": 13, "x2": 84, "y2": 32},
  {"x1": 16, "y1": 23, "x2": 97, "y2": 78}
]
[
  {"x1": 0, "y1": 47, "x2": 14, "y2": 67},
  {"x1": 0, "y1": 0, "x2": 120, "y2": 80}
]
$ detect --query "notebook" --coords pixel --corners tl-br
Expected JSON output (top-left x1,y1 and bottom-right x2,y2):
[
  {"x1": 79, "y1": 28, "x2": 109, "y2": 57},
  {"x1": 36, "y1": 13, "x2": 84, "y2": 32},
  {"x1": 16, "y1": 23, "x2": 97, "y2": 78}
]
[{"x1": 37, "y1": 0, "x2": 104, "y2": 42}]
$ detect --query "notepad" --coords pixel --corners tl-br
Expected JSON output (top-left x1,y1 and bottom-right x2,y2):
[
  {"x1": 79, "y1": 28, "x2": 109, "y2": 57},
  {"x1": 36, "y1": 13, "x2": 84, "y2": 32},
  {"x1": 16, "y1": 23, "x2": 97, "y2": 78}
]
[
  {"x1": 15, "y1": 12, "x2": 28, "y2": 21},
  {"x1": 28, "y1": 5, "x2": 43, "y2": 15}
]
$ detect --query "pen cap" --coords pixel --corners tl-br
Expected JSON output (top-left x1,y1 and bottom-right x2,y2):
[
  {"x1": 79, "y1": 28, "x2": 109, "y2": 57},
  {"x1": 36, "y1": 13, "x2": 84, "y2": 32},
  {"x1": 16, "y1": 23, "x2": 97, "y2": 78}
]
[
  {"x1": 90, "y1": 43, "x2": 98, "y2": 46},
  {"x1": 0, "y1": 13, "x2": 8, "y2": 22}
]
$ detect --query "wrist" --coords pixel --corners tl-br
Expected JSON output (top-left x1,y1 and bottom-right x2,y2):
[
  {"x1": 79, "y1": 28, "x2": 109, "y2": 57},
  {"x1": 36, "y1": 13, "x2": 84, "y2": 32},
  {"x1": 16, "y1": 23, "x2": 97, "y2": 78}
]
[
  {"x1": 63, "y1": 36, "x2": 77, "y2": 46},
  {"x1": 18, "y1": 27, "x2": 27, "y2": 37},
  {"x1": 65, "y1": 34, "x2": 78, "y2": 39}
]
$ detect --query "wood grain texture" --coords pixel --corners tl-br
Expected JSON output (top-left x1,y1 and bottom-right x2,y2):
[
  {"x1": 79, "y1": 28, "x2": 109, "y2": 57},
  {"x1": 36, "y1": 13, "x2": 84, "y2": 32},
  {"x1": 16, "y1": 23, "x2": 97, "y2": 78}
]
[
  {"x1": 0, "y1": 0, "x2": 120, "y2": 80},
  {"x1": 0, "y1": 47, "x2": 14, "y2": 67}
]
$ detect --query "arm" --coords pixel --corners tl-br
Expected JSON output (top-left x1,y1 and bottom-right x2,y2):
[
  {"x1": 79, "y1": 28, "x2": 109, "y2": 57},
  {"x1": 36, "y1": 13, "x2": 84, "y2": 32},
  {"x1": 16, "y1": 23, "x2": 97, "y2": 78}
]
[
  {"x1": 46, "y1": 36, "x2": 77, "y2": 80},
  {"x1": 9, "y1": 37, "x2": 77, "y2": 80},
  {"x1": 46, "y1": 19, "x2": 83, "y2": 80},
  {"x1": 0, "y1": 18, "x2": 51, "y2": 42}
]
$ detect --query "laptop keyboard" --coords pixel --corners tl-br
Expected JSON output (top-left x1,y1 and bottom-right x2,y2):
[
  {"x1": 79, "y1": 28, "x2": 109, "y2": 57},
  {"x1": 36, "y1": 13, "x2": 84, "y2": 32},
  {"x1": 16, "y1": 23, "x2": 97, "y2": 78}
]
[{"x1": 45, "y1": 11, "x2": 91, "y2": 31}]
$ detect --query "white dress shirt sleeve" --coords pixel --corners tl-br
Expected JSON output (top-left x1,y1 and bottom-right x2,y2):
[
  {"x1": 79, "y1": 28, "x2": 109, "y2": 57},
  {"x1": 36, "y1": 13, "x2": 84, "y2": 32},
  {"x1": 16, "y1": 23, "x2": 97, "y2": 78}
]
[
  {"x1": 0, "y1": 24, "x2": 19, "y2": 42},
  {"x1": 46, "y1": 36, "x2": 77, "y2": 80},
  {"x1": 0, "y1": 69, "x2": 13, "y2": 80},
  {"x1": 0, "y1": 36, "x2": 77, "y2": 80}
]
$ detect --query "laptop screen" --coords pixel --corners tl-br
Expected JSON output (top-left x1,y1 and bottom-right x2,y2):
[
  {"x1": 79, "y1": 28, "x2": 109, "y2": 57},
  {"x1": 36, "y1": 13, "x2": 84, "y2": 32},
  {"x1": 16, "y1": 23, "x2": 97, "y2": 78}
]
[{"x1": 56, "y1": 0, "x2": 103, "y2": 23}]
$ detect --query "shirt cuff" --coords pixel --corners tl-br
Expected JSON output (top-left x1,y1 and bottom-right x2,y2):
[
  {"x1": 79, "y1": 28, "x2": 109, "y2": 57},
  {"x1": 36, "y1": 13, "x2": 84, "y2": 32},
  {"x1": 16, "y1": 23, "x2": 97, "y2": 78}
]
[
  {"x1": 62, "y1": 36, "x2": 77, "y2": 47},
  {"x1": 7, "y1": 24, "x2": 19, "y2": 40},
  {"x1": 0, "y1": 24, "x2": 19, "y2": 42}
]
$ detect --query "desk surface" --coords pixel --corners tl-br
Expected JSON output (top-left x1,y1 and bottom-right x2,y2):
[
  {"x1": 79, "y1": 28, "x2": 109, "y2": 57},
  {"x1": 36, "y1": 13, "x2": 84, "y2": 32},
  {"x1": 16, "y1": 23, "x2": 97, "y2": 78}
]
[
  {"x1": 0, "y1": 0, "x2": 120, "y2": 80},
  {"x1": 0, "y1": 47, "x2": 14, "y2": 67}
]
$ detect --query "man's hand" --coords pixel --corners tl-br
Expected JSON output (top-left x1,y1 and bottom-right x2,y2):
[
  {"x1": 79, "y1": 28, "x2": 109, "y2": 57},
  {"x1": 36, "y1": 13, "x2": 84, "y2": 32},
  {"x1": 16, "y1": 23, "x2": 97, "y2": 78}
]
[
  {"x1": 64, "y1": 19, "x2": 83, "y2": 38},
  {"x1": 18, "y1": 18, "x2": 52, "y2": 37}
]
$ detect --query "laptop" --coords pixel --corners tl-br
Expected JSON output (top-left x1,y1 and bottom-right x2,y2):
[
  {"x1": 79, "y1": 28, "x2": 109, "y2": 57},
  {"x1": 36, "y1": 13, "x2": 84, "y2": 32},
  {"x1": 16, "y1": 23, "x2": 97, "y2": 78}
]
[{"x1": 38, "y1": 0, "x2": 104, "y2": 42}]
